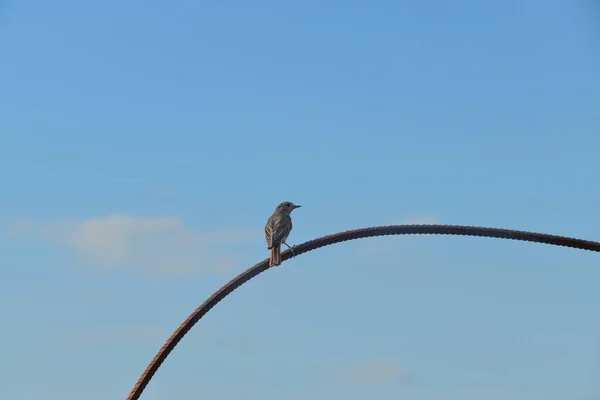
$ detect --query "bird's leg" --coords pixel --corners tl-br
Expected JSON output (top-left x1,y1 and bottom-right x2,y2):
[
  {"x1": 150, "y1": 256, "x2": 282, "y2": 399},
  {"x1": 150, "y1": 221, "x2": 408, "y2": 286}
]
[{"x1": 282, "y1": 241, "x2": 295, "y2": 258}]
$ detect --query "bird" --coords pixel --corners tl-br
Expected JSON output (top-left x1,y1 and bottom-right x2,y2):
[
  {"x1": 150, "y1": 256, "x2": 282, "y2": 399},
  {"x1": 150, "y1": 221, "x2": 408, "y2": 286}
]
[{"x1": 264, "y1": 201, "x2": 301, "y2": 267}]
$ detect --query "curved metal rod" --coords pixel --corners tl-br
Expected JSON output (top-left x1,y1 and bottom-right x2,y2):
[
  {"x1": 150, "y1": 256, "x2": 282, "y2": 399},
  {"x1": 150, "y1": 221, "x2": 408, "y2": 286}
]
[{"x1": 126, "y1": 224, "x2": 600, "y2": 400}]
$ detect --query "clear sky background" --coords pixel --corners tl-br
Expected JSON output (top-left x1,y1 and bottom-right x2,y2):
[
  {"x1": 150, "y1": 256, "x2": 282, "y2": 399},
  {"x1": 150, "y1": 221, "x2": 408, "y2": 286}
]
[{"x1": 1, "y1": 1, "x2": 600, "y2": 399}]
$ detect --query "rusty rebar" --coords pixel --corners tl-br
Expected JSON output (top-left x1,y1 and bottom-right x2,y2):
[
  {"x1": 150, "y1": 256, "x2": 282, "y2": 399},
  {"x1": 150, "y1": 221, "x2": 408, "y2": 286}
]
[{"x1": 126, "y1": 224, "x2": 600, "y2": 400}]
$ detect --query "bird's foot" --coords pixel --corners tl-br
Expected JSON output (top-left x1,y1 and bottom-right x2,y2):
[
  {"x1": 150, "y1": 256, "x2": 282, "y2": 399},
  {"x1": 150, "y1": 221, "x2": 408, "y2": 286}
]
[{"x1": 283, "y1": 242, "x2": 296, "y2": 258}]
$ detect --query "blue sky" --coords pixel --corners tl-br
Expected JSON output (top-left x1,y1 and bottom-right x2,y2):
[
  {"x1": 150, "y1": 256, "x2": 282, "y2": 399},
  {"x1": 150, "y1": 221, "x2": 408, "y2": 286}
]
[{"x1": 1, "y1": 0, "x2": 600, "y2": 399}]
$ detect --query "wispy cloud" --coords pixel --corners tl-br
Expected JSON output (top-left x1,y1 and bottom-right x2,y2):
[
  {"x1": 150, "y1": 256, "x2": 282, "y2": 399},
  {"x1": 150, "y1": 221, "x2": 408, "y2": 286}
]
[
  {"x1": 62, "y1": 326, "x2": 165, "y2": 347},
  {"x1": 11, "y1": 214, "x2": 258, "y2": 274},
  {"x1": 333, "y1": 360, "x2": 413, "y2": 386},
  {"x1": 357, "y1": 214, "x2": 440, "y2": 255},
  {"x1": 402, "y1": 214, "x2": 440, "y2": 225}
]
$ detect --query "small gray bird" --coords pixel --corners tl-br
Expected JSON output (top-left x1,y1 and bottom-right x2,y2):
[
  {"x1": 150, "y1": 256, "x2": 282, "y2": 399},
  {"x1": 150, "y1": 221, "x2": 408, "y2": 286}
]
[{"x1": 265, "y1": 201, "x2": 301, "y2": 267}]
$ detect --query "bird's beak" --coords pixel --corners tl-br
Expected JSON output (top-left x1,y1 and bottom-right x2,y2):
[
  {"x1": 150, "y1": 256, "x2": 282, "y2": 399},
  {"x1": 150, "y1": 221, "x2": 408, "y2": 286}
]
[{"x1": 293, "y1": 205, "x2": 301, "y2": 209}]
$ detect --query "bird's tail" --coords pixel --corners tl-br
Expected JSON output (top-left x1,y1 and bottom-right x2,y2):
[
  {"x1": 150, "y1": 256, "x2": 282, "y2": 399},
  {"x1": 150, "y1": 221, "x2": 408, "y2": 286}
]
[{"x1": 270, "y1": 244, "x2": 281, "y2": 267}]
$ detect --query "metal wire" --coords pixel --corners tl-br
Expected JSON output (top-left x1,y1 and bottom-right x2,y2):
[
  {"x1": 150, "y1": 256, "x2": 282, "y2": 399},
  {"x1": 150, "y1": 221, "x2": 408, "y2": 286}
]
[{"x1": 126, "y1": 224, "x2": 600, "y2": 400}]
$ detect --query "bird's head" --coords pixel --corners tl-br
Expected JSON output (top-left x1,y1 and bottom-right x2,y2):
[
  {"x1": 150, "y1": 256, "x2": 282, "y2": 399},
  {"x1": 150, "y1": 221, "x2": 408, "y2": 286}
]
[{"x1": 276, "y1": 201, "x2": 301, "y2": 214}]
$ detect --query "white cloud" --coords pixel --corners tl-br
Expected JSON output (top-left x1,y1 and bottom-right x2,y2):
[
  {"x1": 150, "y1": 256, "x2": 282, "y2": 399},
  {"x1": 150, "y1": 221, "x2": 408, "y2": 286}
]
[
  {"x1": 12, "y1": 214, "x2": 258, "y2": 274},
  {"x1": 334, "y1": 361, "x2": 412, "y2": 386},
  {"x1": 63, "y1": 326, "x2": 165, "y2": 347},
  {"x1": 357, "y1": 214, "x2": 440, "y2": 255},
  {"x1": 402, "y1": 214, "x2": 440, "y2": 225}
]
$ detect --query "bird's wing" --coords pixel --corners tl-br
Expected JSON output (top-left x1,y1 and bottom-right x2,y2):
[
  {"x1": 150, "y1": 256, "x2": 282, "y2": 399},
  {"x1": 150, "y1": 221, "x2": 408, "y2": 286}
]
[
  {"x1": 265, "y1": 215, "x2": 290, "y2": 249},
  {"x1": 270, "y1": 216, "x2": 291, "y2": 245},
  {"x1": 265, "y1": 218, "x2": 275, "y2": 248}
]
